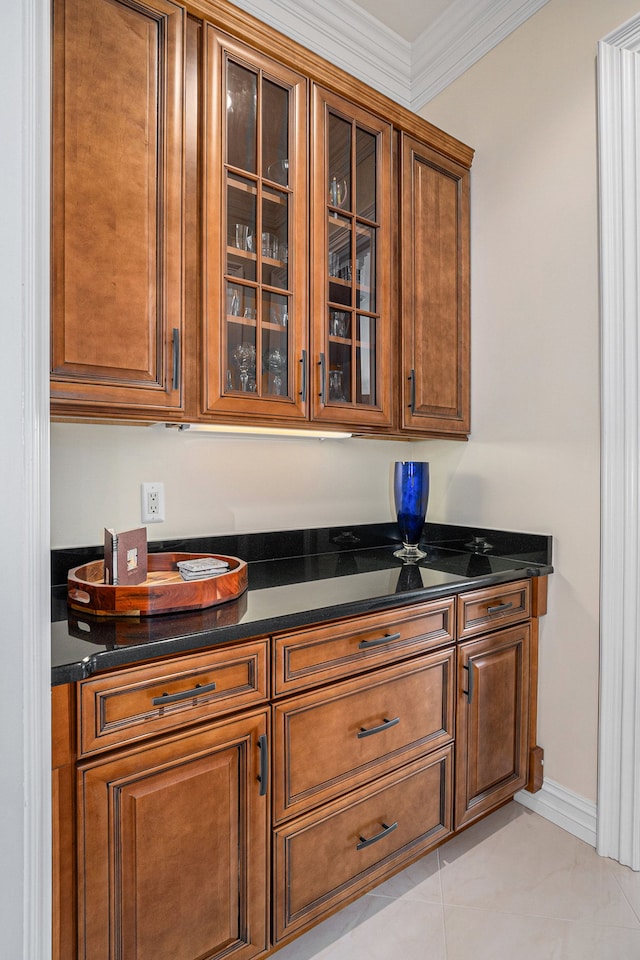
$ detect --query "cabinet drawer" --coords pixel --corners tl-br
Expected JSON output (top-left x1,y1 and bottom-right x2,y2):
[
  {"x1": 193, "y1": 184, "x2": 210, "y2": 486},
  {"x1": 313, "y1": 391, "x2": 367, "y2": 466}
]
[
  {"x1": 457, "y1": 579, "x2": 531, "y2": 639},
  {"x1": 273, "y1": 647, "x2": 454, "y2": 823},
  {"x1": 78, "y1": 639, "x2": 269, "y2": 756},
  {"x1": 273, "y1": 745, "x2": 453, "y2": 944},
  {"x1": 273, "y1": 598, "x2": 454, "y2": 696}
]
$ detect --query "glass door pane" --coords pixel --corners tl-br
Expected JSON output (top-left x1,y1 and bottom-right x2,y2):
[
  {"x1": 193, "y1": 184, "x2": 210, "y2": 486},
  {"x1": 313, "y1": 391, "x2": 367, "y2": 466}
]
[
  {"x1": 322, "y1": 106, "x2": 381, "y2": 413},
  {"x1": 223, "y1": 56, "x2": 294, "y2": 404},
  {"x1": 227, "y1": 62, "x2": 257, "y2": 174}
]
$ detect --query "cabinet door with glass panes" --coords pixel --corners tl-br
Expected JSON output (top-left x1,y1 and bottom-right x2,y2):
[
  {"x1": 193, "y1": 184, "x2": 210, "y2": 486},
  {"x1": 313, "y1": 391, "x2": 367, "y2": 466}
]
[
  {"x1": 203, "y1": 28, "x2": 308, "y2": 420},
  {"x1": 310, "y1": 87, "x2": 393, "y2": 428}
]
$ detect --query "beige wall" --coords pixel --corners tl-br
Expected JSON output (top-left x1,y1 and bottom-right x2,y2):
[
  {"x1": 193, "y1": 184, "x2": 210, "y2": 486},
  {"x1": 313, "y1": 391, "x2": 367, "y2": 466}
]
[
  {"x1": 422, "y1": 0, "x2": 640, "y2": 802},
  {"x1": 49, "y1": 0, "x2": 640, "y2": 805},
  {"x1": 50, "y1": 423, "x2": 431, "y2": 546}
]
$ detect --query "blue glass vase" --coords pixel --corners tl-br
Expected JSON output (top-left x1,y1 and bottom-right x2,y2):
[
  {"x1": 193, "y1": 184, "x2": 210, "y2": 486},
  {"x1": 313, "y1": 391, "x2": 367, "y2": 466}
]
[{"x1": 393, "y1": 461, "x2": 429, "y2": 560}]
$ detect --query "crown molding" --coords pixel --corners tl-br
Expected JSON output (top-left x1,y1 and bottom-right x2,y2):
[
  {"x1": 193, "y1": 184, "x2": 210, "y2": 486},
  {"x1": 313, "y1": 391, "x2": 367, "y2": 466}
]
[
  {"x1": 228, "y1": 0, "x2": 411, "y2": 107},
  {"x1": 410, "y1": 0, "x2": 551, "y2": 109},
  {"x1": 229, "y1": 0, "x2": 548, "y2": 110}
]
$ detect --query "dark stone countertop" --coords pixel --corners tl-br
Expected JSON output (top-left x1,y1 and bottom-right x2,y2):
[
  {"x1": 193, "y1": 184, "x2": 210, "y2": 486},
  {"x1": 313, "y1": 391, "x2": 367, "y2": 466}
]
[{"x1": 51, "y1": 522, "x2": 553, "y2": 686}]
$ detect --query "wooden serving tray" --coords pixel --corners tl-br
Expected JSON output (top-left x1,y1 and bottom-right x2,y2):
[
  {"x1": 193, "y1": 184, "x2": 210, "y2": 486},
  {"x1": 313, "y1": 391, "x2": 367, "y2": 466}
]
[{"x1": 67, "y1": 553, "x2": 248, "y2": 617}]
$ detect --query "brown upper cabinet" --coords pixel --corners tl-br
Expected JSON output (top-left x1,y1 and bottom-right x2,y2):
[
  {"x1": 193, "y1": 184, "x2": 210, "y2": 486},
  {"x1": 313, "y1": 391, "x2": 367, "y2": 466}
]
[
  {"x1": 310, "y1": 86, "x2": 393, "y2": 429},
  {"x1": 399, "y1": 135, "x2": 470, "y2": 436},
  {"x1": 50, "y1": 0, "x2": 473, "y2": 438},
  {"x1": 202, "y1": 27, "x2": 309, "y2": 422},
  {"x1": 51, "y1": 0, "x2": 186, "y2": 415}
]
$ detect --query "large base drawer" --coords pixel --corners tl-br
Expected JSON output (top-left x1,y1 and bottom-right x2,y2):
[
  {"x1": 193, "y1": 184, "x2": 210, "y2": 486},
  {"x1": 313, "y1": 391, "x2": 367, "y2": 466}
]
[
  {"x1": 273, "y1": 745, "x2": 453, "y2": 944},
  {"x1": 273, "y1": 647, "x2": 455, "y2": 822}
]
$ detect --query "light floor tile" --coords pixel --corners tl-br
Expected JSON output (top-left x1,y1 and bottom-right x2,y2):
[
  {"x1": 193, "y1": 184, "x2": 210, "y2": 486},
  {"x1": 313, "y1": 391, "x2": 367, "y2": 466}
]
[
  {"x1": 367, "y1": 848, "x2": 442, "y2": 904},
  {"x1": 438, "y1": 804, "x2": 640, "y2": 928},
  {"x1": 272, "y1": 895, "x2": 446, "y2": 960},
  {"x1": 271, "y1": 804, "x2": 640, "y2": 959},
  {"x1": 443, "y1": 904, "x2": 640, "y2": 960},
  {"x1": 609, "y1": 857, "x2": 640, "y2": 923}
]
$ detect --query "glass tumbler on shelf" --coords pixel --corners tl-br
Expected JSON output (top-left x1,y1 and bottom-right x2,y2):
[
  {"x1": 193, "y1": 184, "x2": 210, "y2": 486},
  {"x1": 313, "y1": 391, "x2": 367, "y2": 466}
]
[{"x1": 393, "y1": 461, "x2": 429, "y2": 560}]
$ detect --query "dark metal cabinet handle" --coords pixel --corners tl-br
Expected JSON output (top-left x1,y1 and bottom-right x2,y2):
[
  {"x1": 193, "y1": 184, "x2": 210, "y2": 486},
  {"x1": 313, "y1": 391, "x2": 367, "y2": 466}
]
[
  {"x1": 257, "y1": 733, "x2": 268, "y2": 797},
  {"x1": 299, "y1": 350, "x2": 307, "y2": 403},
  {"x1": 319, "y1": 352, "x2": 326, "y2": 404},
  {"x1": 356, "y1": 821, "x2": 398, "y2": 851},
  {"x1": 487, "y1": 601, "x2": 513, "y2": 615},
  {"x1": 151, "y1": 680, "x2": 217, "y2": 707},
  {"x1": 358, "y1": 632, "x2": 401, "y2": 650},
  {"x1": 462, "y1": 663, "x2": 474, "y2": 703},
  {"x1": 408, "y1": 368, "x2": 416, "y2": 412},
  {"x1": 357, "y1": 716, "x2": 400, "y2": 739},
  {"x1": 172, "y1": 327, "x2": 180, "y2": 391}
]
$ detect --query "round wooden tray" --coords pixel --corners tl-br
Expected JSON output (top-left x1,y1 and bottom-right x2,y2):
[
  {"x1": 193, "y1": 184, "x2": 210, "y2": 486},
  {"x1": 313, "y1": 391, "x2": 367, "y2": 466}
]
[{"x1": 67, "y1": 553, "x2": 248, "y2": 617}]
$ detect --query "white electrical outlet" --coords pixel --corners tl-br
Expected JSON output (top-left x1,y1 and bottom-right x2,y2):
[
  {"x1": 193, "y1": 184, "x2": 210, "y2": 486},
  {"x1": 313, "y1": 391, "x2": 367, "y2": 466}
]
[{"x1": 141, "y1": 482, "x2": 165, "y2": 523}]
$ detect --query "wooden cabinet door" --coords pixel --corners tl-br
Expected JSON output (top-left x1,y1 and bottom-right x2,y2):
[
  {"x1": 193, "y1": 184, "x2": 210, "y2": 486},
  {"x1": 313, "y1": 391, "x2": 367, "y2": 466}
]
[
  {"x1": 202, "y1": 26, "x2": 308, "y2": 421},
  {"x1": 310, "y1": 85, "x2": 393, "y2": 429},
  {"x1": 455, "y1": 624, "x2": 530, "y2": 829},
  {"x1": 52, "y1": 684, "x2": 77, "y2": 960},
  {"x1": 399, "y1": 134, "x2": 470, "y2": 437},
  {"x1": 51, "y1": 0, "x2": 185, "y2": 416},
  {"x1": 77, "y1": 709, "x2": 269, "y2": 960}
]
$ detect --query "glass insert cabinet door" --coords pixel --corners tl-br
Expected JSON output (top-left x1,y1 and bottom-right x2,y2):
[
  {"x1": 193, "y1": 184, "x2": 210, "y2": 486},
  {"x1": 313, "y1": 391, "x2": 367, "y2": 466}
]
[
  {"x1": 203, "y1": 29, "x2": 307, "y2": 419},
  {"x1": 311, "y1": 86, "x2": 393, "y2": 427}
]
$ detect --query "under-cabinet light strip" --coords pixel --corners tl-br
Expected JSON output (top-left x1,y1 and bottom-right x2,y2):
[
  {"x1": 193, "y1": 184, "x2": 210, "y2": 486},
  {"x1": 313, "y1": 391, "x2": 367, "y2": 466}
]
[{"x1": 163, "y1": 423, "x2": 353, "y2": 440}]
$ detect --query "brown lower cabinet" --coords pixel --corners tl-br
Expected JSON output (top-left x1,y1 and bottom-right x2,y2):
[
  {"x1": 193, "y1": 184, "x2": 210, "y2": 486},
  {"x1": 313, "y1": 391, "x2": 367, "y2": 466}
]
[
  {"x1": 77, "y1": 709, "x2": 269, "y2": 960},
  {"x1": 52, "y1": 578, "x2": 546, "y2": 960},
  {"x1": 455, "y1": 623, "x2": 531, "y2": 830}
]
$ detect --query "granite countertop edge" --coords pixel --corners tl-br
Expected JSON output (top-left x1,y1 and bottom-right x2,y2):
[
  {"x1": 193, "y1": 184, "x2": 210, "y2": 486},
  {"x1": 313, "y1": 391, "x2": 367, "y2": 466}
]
[{"x1": 51, "y1": 522, "x2": 553, "y2": 686}]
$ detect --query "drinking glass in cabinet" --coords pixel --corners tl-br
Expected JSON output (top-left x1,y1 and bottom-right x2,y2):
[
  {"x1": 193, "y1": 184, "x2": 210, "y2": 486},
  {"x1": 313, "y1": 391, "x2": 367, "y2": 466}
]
[
  {"x1": 328, "y1": 113, "x2": 351, "y2": 211},
  {"x1": 265, "y1": 292, "x2": 289, "y2": 327},
  {"x1": 328, "y1": 176, "x2": 348, "y2": 209},
  {"x1": 264, "y1": 347, "x2": 287, "y2": 396},
  {"x1": 329, "y1": 368, "x2": 345, "y2": 402},
  {"x1": 231, "y1": 343, "x2": 257, "y2": 392},
  {"x1": 227, "y1": 284, "x2": 241, "y2": 317},
  {"x1": 330, "y1": 311, "x2": 349, "y2": 338}
]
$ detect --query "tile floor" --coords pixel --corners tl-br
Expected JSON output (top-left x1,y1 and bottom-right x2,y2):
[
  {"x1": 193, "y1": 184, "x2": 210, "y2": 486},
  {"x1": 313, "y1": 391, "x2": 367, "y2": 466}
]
[{"x1": 272, "y1": 801, "x2": 640, "y2": 960}]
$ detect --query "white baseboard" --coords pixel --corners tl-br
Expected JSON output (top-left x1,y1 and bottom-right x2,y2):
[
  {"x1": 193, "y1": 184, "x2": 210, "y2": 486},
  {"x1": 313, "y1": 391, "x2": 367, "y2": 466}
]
[{"x1": 515, "y1": 778, "x2": 597, "y2": 848}]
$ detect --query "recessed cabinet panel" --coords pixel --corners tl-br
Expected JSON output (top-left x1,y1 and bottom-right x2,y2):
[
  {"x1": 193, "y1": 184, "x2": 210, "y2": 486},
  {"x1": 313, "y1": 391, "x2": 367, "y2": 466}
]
[
  {"x1": 455, "y1": 624, "x2": 530, "y2": 829},
  {"x1": 400, "y1": 134, "x2": 470, "y2": 436},
  {"x1": 311, "y1": 86, "x2": 393, "y2": 427},
  {"x1": 51, "y1": 0, "x2": 184, "y2": 414},
  {"x1": 78, "y1": 710, "x2": 269, "y2": 960},
  {"x1": 203, "y1": 28, "x2": 308, "y2": 420}
]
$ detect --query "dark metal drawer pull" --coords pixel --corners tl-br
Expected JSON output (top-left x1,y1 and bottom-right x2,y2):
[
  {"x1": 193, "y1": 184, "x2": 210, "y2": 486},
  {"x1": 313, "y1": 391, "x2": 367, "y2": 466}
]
[
  {"x1": 463, "y1": 663, "x2": 474, "y2": 704},
  {"x1": 172, "y1": 327, "x2": 180, "y2": 391},
  {"x1": 408, "y1": 368, "x2": 416, "y2": 412},
  {"x1": 487, "y1": 601, "x2": 514, "y2": 615},
  {"x1": 299, "y1": 350, "x2": 307, "y2": 403},
  {"x1": 257, "y1": 733, "x2": 268, "y2": 797},
  {"x1": 319, "y1": 352, "x2": 327, "y2": 404},
  {"x1": 151, "y1": 680, "x2": 217, "y2": 707},
  {"x1": 357, "y1": 716, "x2": 400, "y2": 739},
  {"x1": 358, "y1": 632, "x2": 401, "y2": 650},
  {"x1": 356, "y1": 821, "x2": 398, "y2": 851}
]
